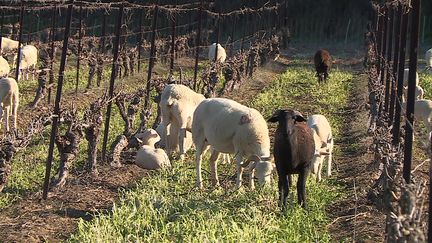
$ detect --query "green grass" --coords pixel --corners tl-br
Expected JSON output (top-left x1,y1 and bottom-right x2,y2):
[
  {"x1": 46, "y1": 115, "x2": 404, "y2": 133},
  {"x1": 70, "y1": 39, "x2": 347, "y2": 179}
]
[{"x1": 69, "y1": 63, "x2": 353, "y2": 242}]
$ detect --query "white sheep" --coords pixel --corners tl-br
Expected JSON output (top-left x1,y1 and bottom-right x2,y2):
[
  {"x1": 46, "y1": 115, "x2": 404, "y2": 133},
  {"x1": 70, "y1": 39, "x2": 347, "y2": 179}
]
[
  {"x1": 0, "y1": 56, "x2": 10, "y2": 77},
  {"x1": 208, "y1": 43, "x2": 227, "y2": 63},
  {"x1": 135, "y1": 129, "x2": 171, "y2": 170},
  {"x1": 15, "y1": 45, "x2": 38, "y2": 80},
  {"x1": 0, "y1": 37, "x2": 19, "y2": 53},
  {"x1": 402, "y1": 99, "x2": 432, "y2": 145},
  {"x1": 159, "y1": 84, "x2": 205, "y2": 160},
  {"x1": 155, "y1": 120, "x2": 193, "y2": 153},
  {"x1": 307, "y1": 114, "x2": 334, "y2": 183},
  {"x1": 403, "y1": 85, "x2": 424, "y2": 101},
  {"x1": 192, "y1": 98, "x2": 272, "y2": 189},
  {"x1": 155, "y1": 120, "x2": 232, "y2": 164},
  {"x1": 426, "y1": 48, "x2": 432, "y2": 71},
  {"x1": 0, "y1": 77, "x2": 19, "y2": 132}
]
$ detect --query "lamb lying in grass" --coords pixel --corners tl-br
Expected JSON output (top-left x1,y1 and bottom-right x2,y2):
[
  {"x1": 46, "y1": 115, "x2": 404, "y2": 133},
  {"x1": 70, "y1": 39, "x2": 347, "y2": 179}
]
[{"x1": 135, "y1": 129, "x2": 171, "y2": 170}]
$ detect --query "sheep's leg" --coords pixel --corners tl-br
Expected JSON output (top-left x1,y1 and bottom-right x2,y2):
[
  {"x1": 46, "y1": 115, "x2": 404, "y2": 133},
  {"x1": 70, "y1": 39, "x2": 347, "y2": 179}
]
[
  {"x1": 209, "y1": 150, "x2": 220, "y2": 187},
  {"x1": 249, "y1": 167, "x2": 255, "y2": 190},
  {"x1": 278, "y1": 174, "x2": 289, "y2": 209},
  {"x1": 5, "y1": 106, "x2": 10, "y2": 132},
  {"x1": 178, "y1": 127, "x2": 187, "y2": 160},
  {"x1": 327, "y1": 140, "x2": 333, "y2": 177},
  {"x1": 316, "y1": 160, "x2": 322, "y2": 183},
  {"x1": 297, "y1": 169, "x2": 307, "y2": 208},
  {"x1": 12, "y1": 95, "x2": 19, "y2": 132},
  {"x1": 235, "y1": 153, "x2": 244, "y2": 189},
  {"x1": 195, "y1": 135, "x2": 206, "y2": 189}
]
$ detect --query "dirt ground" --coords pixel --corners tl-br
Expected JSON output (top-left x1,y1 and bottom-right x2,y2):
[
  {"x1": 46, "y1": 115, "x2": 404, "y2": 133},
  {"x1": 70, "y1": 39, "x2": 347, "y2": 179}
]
[{"x1": 0, "y1": 46, "x2": 389, "y2": 242}]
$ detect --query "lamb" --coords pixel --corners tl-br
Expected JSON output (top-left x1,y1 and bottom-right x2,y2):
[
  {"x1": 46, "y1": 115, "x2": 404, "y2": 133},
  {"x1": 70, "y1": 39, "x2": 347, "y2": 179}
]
[
  {"x1": 314, "y1": 49, "x2": 332, "y2": 84},
  {"x1": 15, "y1": 45, "x2": 38, "y2": 80},
  {"x1": 426, "y1": 48, "x2": 432, "y2": 71},
  {"x1": 135, "y1": 129, "x2": 171, "y2": 170},
  {"x1": 0, "y1": 56, "x2": 10, "y2": 77},
  {"x1": 159, "y1": 84, "x2": 205, "y2": 159},
  {"x1": 192, "y1": 98, "x2": 272, "y2": 189},
  {"x1": 307, "y1": 114, "x2": 334, "y2": 183},
  {"x1": 0, "y1": 77, "x2": 19, "y2": 133},
  {"x1": 268, "y1": 109, "x2": 328, "y2": 208},
  {"x1": 0, "y1": 37, "x2": 19, "y2": 53},
  {"x1": 208, "y1": 43, "x2": 227, "y2": 63}
]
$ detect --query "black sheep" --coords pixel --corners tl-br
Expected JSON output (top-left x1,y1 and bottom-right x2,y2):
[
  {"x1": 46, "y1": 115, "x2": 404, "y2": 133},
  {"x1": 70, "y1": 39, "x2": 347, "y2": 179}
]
[
  {"x1": 314, "y1": 49, "x2": 332, "y2": 84},
  {"x1": 268, "y1": 109, "x2": 316, "y2": 209}
]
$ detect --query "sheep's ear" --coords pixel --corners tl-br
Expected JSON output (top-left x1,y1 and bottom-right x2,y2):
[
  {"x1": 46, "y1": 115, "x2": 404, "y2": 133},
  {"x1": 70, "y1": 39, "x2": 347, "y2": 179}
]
[
  {"x1": 293, "y1": 115, "x2": 307, "y2": 122},
  {"x1": 267, "y1": 110, "x2": 281, "y2": 123}
]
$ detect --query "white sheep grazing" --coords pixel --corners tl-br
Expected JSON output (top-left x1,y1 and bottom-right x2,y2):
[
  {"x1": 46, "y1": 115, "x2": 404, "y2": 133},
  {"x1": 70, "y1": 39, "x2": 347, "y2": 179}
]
[
  {"x1": 307, "y1": 114, "x2": 334, "y2": 183},
  {"x1": 155, "y1": 120, "x2": 193, "y2": 153},
  {"x1": 208, "y1": 43, "x2": 227, "y2": 63},
  {"x1": 0, "y1": 56, "x2": 10, "y2": 77},
  {"x1": 0, "y1": 77, "x2": 19, "y2": 132},
  {"x1": 192, "y1": 98, "x2": 272, "y2": 189},
  {"x1": 15, "y1": 45, "x2": 38, "y2": 80},
  {"x1": 0, "y1": 37, "x2": 19, "y2": 53},
  {"x1": 159, "y1": 84, "x2": 205, "y2": 160},
  {"x1": 402, "y1": 99, "x2": 432, "y2": 144},
  {"x1": 403, "y1": 85, "x2": 424, "y2": 102},
  {"x1": 403, "y1": 68, "x2": 419, "y2": 87},
  {"x1": 426, "y1": 48, "x2": 432, "y2": 71},
  {"x1": 135, "y1": 129, "x2": 171, "y2": 170}
]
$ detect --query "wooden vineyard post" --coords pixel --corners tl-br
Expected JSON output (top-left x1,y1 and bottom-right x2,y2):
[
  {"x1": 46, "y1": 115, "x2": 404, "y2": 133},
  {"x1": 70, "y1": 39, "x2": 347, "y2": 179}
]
[
  {"x1": 378, "y1": 7, "x2": 388, "y2": 118},
  {"x1": 193, "y1": 0, "x2": 204, "y2": 90},
  {"x1": 100, "y1": 12, "x2": 107, "y2": 53},
  {"x1": 42, "y1": 0, "x2": 74, "y2": 200},
  {"x1": 388, "y1": 4, "x2": 401, "y2": 125},
  {"x1": 48, "y1": 6, "x2": 57, "y2": 103},
  {"x1": 403, "y1": 0, "x2": 421, "y2": 183},
  {"x1": 0, "y1": 11, "x2": 4, "y2": 55},
  {"x1": 144, "y1": 5, "x2": 159, "y2": 109},
  {"x1": 75, "y1": 5, "x2": 83, "y2": 94},
  {"x1": 137, "y1": 10, "x2": 143, "y2": 73},
  {"x1": 384, "y1": 6, "x2": 393, "y2": 113},
  {"x1": 392, "y1": 4, "x2": 408, "y2": 145},
  {"x1": 14, "y1": 4, "x2": 24, "y2": 81},
  {"x1": 101, "y1": 5, "x2": 124, "y2": 162},
  {"x1": 169, "y1": 10, "x2": 176, "y2": 75},
  {"x1": 213, "y1": 13, "x2": 220, "y2": 63}
]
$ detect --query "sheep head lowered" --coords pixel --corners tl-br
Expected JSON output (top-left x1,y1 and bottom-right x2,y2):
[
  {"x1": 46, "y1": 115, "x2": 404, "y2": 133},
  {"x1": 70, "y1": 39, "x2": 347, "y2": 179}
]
[{"x1": 242, "y1": 154, "x2": 275, "y2": 185}]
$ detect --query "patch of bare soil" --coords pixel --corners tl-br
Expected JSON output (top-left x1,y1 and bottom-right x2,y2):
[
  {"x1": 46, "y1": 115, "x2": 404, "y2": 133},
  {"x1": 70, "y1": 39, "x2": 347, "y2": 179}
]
[
  {"x1": 0, "y1": 163, "x2": 148, "y2": 242},
  {"x1": 328, "y1": 70, "x2": 386, "y2": 242}
]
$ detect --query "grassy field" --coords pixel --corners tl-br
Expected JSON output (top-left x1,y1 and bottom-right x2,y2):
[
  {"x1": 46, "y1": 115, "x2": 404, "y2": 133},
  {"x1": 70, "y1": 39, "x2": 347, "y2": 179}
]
[{"x1": 69, "y1": 63, "x2": 354, "y2": 242}]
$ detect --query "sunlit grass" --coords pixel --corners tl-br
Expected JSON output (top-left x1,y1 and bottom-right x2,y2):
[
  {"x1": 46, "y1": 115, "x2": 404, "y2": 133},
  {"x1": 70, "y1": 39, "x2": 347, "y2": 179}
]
[{"x1": 70, "y1": 63, "x2": 353, "y2": 242}]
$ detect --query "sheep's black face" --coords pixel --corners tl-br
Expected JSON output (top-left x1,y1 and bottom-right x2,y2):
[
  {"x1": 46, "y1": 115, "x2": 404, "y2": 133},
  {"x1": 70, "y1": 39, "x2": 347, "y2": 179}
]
[{"x1": 268, "y1": 109, "x2": 307, "y2": 135}]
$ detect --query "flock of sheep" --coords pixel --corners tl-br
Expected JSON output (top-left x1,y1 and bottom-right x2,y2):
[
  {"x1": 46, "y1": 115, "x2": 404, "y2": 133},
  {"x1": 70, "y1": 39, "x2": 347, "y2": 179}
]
[
  {"x1": 132, "y1": 46, "x2": 335, "y2": 208},
  {"x1": 1, "y1": 30, "x2": 432, "y2": 208}
]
